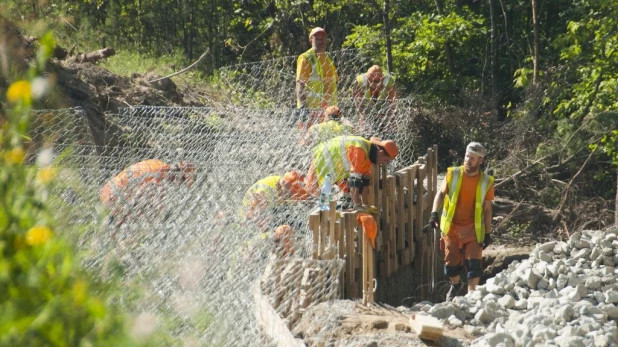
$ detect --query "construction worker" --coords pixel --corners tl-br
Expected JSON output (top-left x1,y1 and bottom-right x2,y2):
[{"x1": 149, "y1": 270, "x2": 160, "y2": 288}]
[
  {"x1": 100, "y1": 159, "x2": 196, "y2": 226},
  {"x1": 304, "y1": 136, "x2": 398, "y2": 211},
  {"x1": 242, "y1": 171, "x2": 309, "y2": 230},
  {"x1": 296, "y1": 27, "x2": 339, "y2": 129},
  {"x1": 353, "y1": 65, "x2": 397, "y2": 136},
  {"x1": 301, "y1": 105, "x2": 354, "y2": 146},
  {"x1": 428, "y1": 142, "x2": 495, "y2": 302}
]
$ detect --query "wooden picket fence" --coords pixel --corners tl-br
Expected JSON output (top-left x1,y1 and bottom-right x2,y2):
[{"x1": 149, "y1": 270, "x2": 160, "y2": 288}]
[{"x1": 308, "y1": 145, "x2": 439, "y2": 305}]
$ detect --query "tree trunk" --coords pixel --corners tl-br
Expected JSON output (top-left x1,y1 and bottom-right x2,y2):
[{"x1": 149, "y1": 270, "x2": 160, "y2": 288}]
[
  {"x1": 433, "y1": 0, "x2": 456, "y2": 73},
  {"x1": 383, "y1": 0, "x2": 393, "y2": 73},
  {"x1": 531, "y1": 0, "x2": 539, "y2": 84},
  {"x1": 488, "y1": 0, "x2": 505, "y2": 121}
]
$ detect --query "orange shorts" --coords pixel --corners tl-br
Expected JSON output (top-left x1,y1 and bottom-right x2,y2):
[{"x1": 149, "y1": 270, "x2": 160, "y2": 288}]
[{"x1": 442, "y1": 223, "x2": 482, "y2": 267}]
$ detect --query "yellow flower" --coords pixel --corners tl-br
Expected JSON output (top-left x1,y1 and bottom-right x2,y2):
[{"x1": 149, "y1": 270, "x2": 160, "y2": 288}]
[
  {"x1": 26, "y1": 226, "x2": 52, "y2": 246},
  {"x1": 36, "y1": 166, "x2": 56, "y2": 184},
  {"x1": 4, "y1": 147, "x2": 25, "y2": 164},
  {"x1": 6, "y1": 80, "x2": 32, "y2": 104}
]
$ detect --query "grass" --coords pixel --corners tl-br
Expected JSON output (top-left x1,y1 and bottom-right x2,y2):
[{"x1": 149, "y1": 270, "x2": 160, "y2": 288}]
[{"x1": 99, "y1": 50, "x2": 187, "y2": 78}]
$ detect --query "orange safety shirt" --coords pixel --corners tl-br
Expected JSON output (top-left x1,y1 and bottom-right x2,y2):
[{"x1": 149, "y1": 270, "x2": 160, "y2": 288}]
[
  {"x1": 100, "y1": 159, "x2": 170, "y2": 205},
  {"x1": 445, "y1": 172, "x2": 495, "y2": 226}
]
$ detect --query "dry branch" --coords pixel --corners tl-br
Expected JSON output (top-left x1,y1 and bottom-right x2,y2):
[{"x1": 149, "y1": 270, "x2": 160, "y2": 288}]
[
  {"x1": 70, "y1": 47, "x2": 116, "y2": 63},
  {"x1": 147, "y1": 49, "x2": 209, "y2": 84}
]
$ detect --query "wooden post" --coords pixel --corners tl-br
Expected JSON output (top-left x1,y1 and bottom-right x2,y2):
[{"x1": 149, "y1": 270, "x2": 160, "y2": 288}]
[
  {"x1": 362, "y1": 232, "x2": 369, "y2": 305},
  {"x1": 396, "y1": 172, "x2": 406, "y2": 254},
  {"x1": 310, "y1": 213, "x2": 320, "y2": 259},
  {"x1": 387, "y1": 175, "x2": 397, "y2": 274},
  {"x1": 320, "y1": 210, "x2": 328, "y2": 257},
  {"x1": 368, "y1": 236, "x2": 375, "y2": 305},
  {"x1": 408, "y1": 166, "x2": 417, "y2": 261}
]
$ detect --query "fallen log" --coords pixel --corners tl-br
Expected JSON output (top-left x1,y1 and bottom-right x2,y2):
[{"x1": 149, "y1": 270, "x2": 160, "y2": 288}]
[{"x1": 70, "y1": 47, "x2": 115, "y2": 63}]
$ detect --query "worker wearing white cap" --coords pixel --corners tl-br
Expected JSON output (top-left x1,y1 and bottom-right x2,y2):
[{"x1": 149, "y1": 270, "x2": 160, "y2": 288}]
[{"x1": 429, "y1": 142, "x2": 495, "y2": 301}]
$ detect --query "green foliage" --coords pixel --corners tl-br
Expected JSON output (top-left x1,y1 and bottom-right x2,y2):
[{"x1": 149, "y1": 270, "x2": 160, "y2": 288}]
[
  {"x1": 100, "y1": 50, "x2": 188, "y2": 78},
  {"x1": 1, "y1": 32, "x2": 135, "y2": 346}
]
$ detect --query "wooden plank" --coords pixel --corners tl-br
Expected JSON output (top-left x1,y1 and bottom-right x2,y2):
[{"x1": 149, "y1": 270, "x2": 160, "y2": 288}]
[
  {"x1": 320, "y1": 210, "x2": 328, "y2": 257},
  {"x1": 310, "y1": 213, "x2": 320, "y2": 259},
  {"x1": 432, "y1": 144, "x2": 439, "y2": 198},
  {"x1": 408, "y1": 166, "x2": 417, "y2": 262},
  {"x1": 362, "y1": 233, "x2": 368, "y2": 305},
  {"x1": 253, "y1": 281, "x2": 305, "y2": 347},
  {"x1": 329, "y1": 200, "x2": 336, "y2": 248},
  {"x1": 337, "y1": 219, "x2": 344, "y2": 259},
  {"x1": 387, "y1": 175, "x2": 397, "y2": 274},
  {"x1": 368, "y1": 237, "x2": 375, "y2": 305},
  {"x1": 396, "y1": 172, "x2": 405, "y2": 253},
  {"x1": 409, "y1": 314, "x2": 444, "y2": 341},
  {"x1": 344, "y1": 213, "x2": 354, "y2": 299}
]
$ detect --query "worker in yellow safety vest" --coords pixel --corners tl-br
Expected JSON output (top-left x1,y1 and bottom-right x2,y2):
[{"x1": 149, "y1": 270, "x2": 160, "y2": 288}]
[
  {"x1": 353, "y1": 65, "x2": 397, "y2": 136},
  {"x1": 296, "y1": 27, "x2": 339, "y2": 130},
  {"x1": 300, "y1": 105, "x2": 354, "y2": 146},
  {"x1": 429, "y1": 142, "x2": 495, "y2": 301},
  {"x1": 304, "y1": 135, "x2": 398, "y2": 211},
  {"x1": 242, "y1": 171, "x2": 309, "y2": 231}
]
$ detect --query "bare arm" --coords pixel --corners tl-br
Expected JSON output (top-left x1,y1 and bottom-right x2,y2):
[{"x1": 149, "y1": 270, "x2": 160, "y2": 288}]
[
  {"x1": 296, "y1": 80, "x2": 307, "y2": 108},
  {"x1": 432, "y1": 179, "x2": 447, "y2": 213},
  {"x1": 483, "y1": 199, "x2": 493, "y2": 235}
]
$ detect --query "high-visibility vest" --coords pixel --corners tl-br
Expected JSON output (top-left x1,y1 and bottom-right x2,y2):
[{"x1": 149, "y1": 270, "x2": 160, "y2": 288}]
[
  {"x1": 312, "y1": 136, "x2": 371, "y2": 185},
  {"x1": 308, "y1": 120, "x2": 353, "y2": 145},
  {"x1": 298, "y1": 48, "x2": 337, "y2": 109},
  {"x1": 356, "y1": 73, "x2": 396, "y2": 100},
  {"x1": 441, "y1": 166, "x2": 495, "y2": 243},
  {"x1": 242, "y1": 175, "x2": 281, "y2": 209}
]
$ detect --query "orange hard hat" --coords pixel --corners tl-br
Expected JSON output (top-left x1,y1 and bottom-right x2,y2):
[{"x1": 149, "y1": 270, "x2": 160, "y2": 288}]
[
  {"x1": 282, "y1": 171, "x2": 307, "y2": 199},
  {"x1": 370, "y1": 138, "x2": 399, "y2": 158},
  {"x1": 309, "y1": 27, "x2": 326, "y2": 39}
]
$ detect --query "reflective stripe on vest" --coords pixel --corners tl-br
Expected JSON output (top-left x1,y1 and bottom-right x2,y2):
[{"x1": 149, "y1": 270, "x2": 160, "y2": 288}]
[
  {"x1": 440, "y1": 166, "x2": 494, "y2": 243},
  {"x1": 356, "y1": 73, "x2": 395, "y2": 100},
  {"x1": 298, "y1": 49, "x2": 336, "y2": 109},
  {"x1": 313, "y1": 136, "x2": 371, "y2": 185}
]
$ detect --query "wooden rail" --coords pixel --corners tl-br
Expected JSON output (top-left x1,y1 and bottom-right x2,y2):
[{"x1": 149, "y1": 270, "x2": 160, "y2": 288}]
[{"x1": 309, "y1": 145, "x2": 439, "y2": 304}]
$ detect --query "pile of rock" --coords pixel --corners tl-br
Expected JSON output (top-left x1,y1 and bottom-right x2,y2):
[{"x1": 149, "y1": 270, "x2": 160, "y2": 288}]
[{"x1": 415, "y1": 227, "x2": 618, "y2": 346}]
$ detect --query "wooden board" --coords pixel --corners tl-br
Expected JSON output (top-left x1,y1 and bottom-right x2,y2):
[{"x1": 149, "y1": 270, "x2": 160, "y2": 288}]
[{"x1": 409, "y1": 314, "x2": 443, "y2": 341}]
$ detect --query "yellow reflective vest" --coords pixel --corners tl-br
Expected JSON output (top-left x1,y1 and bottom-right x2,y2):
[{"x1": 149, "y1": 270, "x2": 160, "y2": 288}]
[
  {"x1": 297, "y1": 48, "x2": 338, "y2": 109},
  {"x1": 308, "y1": 120, "x2": 354, "y2": 145},
  {"x1": 242, "y1": 175, "x2": 281, "y2": 209},
  {"x1": 312, "y1": 136, "x2": 371, "y2": 186},
  {"x1": 441, "y1": 166, "x2": 494, "y2": 243},
  {"x1": 356, "y1": 73, "x2": 396, "y2": 99}
]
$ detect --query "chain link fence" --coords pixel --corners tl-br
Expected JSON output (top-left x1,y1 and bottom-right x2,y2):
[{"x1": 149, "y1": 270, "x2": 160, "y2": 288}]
[{"x1": 31, "y1": 50, "x2": 429, "y2": 345}]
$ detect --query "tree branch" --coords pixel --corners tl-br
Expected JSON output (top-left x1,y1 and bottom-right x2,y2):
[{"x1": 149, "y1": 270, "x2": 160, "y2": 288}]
[{"x1": 147, "y1": 49, "x2": 209, "y2": 84}]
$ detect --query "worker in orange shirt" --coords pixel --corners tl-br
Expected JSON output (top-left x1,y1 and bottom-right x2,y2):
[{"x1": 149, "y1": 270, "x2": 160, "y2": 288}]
[
  {"x1": 296, "y1": 27, "x2": 339, "y2": 129},
  {"x1": 428, "y1": 142, "x2": 495, "y2": 302},
  {"x1": 241, "y1": 171, "x2": 309, "y2": 231},
  {"x1": 304, "y1": 135, "x2": 398, "y2": 211},
  {"x1": 100, "y1": 159, "x2": 196, "y2": 226},
  {"x1": 353, "y1": 65, "x2": 397, "y2": 136}
]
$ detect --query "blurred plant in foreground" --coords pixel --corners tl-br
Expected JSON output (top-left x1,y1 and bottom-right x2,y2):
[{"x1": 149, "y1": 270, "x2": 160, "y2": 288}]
[{"x1": 0, "y1": 31, "x2": 137, "y2": 345}]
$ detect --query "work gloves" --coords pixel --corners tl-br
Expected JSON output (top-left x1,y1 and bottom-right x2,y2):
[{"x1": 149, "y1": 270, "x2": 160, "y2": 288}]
[
  {"x1": 427, "y1": 211, "x2": 440, "y2": 229},
  {"x1": 482, "y1": 233, "x2": 492, "y2": 250}
]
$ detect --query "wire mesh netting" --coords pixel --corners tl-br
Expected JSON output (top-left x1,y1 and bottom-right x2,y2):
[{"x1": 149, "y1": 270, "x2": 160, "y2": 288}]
[{"x1": 32, "y1": 50, "x2": 429, "y2": 345}]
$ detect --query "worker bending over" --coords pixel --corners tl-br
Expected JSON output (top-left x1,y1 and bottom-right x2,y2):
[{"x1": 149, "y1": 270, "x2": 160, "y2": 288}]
[
  {"x1": 100, "y1": 159, "x2": 196, "y2": 226},
  {"x1": 301, "y1": 106, "x2": 354, "y2": 146},
  {"x1": 305, "y1": 135, "x2": 398, "y2": 211}
]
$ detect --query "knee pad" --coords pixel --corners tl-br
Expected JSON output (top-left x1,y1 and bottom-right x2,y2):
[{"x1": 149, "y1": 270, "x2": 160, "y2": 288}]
[
  {"x1": 444, "y1": 264, "x2": 463, "y2": 277},
  {"x1": 466, "y1": 259, "x2": 483, "y2": 279}
]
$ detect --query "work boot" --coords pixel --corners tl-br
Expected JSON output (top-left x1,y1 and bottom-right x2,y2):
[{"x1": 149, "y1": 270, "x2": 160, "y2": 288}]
[
  {"x1": 445, "y1": 282, "x2": 464, "y2": 302},
  {"x1": 336, "y1": 194, "x2": 353, "y2": 210}
]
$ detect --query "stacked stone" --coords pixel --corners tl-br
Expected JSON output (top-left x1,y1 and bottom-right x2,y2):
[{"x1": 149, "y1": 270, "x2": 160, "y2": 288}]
[{"x1": 415, "y1": 228, "x2": 618, "y2": 346}]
